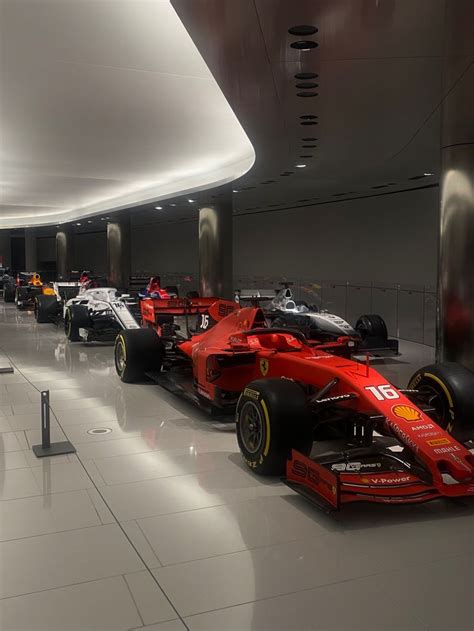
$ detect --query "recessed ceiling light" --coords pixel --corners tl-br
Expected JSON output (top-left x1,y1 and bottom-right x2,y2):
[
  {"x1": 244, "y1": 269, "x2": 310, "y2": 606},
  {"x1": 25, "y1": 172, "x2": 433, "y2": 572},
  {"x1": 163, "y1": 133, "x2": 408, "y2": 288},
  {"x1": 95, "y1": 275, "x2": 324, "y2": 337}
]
[
  {"x1": 290, "y1": 40, "x2": 318, "y2": 51},
  {"x1": 232, "y1": 189, "x2": 239, "y2": 193},
  {"x1": 294, "y1": 72, "x2": 318, "y2": 80},
  {"x1": 100, "y1": 217, "x2": 106, "y2": 221},
  {"x1": 297, "y1": 91, "x2": 318, "y2": 97},
  {"x1": 154, "y1": 206, "x2": 163, "y2": 210},
  {"x1": 288, "y1": 25, "x2": 318, "y2": 36},
  {"x1": 295, "y1": 164, "x2": 307, "y2": 168},
  {"x1": 188, "y1": 199, "x2": 195, "y2": 203},
  {"x1": 423, "y1": 172, "x2": 434, "y2": 176},
  {"x1": 87, "y1": 220, "x2": 93, "y2": 223},
  {"x1": 296, "y1": 82, "x2": 318, "y2": 89},
  {"x1": 170, "y1": 203, "x2": 177, "y2": 207},
  {"x1": 76, "y1": 222, "x2": 81, "y2": 226},
  {"x1": 106, "y1": 216, "x2": 110, "y2": 219}
]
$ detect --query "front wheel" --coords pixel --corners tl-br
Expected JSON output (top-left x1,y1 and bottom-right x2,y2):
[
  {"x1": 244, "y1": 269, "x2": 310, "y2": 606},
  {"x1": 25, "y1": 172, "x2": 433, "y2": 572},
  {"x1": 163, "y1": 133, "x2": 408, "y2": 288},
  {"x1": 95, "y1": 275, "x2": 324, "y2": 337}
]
[
  {"x1": 115, "y1": 328, "x2": 164, "y2": 383},
  {"x1": 408, "y1": 362, "x2": 474, "y2": 437},
  {"x1": 236, "y1": 378, "x2": 313, "y2": 475},
  {"x1": 65, "y1": 305, "x2": 90, "y2": 342}
]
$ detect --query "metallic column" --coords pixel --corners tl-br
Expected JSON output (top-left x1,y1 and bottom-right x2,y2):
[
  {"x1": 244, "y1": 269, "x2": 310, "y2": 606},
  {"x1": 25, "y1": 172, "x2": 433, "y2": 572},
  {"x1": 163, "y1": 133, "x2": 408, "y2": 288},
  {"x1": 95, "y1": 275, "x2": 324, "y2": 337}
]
[
  {"x1": 107, "y1": 216, "x2": 131, "y2": 290},
  {"x1": 438, "y1": 1, "x2": 474, "y2": 368},
  {"x1": 198, "y1": 187, "x2": 233, "y2": 298},
  {"x1": 25, "y1": 228, "x2": 37, "y2": 271},
  {"x1": 55, "y1": 228, "x2": 74, "y2": 280}
]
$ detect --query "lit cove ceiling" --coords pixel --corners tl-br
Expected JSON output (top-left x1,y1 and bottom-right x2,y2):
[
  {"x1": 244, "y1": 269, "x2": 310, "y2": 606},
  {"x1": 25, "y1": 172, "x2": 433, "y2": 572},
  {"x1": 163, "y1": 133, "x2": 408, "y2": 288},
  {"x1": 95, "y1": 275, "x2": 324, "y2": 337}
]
[{"x1": 0, "y1": 0, "x2": 255, "y2": 229}]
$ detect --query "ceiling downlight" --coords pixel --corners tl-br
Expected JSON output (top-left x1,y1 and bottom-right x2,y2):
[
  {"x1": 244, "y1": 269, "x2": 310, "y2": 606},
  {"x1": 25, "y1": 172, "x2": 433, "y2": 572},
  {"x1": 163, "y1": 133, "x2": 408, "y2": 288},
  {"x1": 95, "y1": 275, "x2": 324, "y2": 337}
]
[
  {"x1": 294, "y1": 72, "x2": 318, "y2": 80},
  {"x1": 290, "y1": 41, "x2": 318, "y2": 51},
  {"x1": 288, "y1": 25, "x2": 318, "y2": 36},
  {"x1": 295, "y1": 82, "x2": 318, "y2": 89}
]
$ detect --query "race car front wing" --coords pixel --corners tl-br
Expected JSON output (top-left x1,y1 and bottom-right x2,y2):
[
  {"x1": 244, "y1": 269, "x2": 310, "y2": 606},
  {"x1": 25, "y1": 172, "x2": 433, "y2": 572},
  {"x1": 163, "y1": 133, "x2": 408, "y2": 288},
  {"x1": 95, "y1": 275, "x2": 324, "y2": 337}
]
[{"x1": 284, "y1": 446, "x2": 474, "y2": 511}]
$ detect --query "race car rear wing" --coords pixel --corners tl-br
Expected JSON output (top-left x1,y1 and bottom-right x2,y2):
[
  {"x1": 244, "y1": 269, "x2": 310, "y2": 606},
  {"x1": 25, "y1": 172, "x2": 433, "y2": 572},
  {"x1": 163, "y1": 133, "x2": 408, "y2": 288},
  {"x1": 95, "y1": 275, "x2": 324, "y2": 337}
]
[{"x1": 140, "y1": 297, "x2": 237, "y2": 337}]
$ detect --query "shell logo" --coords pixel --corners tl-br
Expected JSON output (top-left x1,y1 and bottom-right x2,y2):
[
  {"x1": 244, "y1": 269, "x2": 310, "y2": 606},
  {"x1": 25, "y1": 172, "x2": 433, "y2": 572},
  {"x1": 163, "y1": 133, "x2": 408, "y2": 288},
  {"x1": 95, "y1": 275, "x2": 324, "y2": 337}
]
[{"x1": 391, "y1": 404, "x2": 422, "y2": 422}]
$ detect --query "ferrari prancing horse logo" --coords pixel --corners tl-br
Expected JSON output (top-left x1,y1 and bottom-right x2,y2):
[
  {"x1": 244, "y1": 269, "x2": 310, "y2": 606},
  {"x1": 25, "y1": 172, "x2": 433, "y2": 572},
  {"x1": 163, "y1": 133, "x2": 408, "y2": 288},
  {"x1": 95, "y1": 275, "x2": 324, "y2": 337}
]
[{"x1": 260, "y1": 359, "x2": 269, "y2": 376}]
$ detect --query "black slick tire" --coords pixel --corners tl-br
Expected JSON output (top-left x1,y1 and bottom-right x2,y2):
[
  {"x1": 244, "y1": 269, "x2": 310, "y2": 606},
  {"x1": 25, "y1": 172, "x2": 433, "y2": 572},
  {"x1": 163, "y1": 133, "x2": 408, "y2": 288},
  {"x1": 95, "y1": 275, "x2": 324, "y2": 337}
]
[
  {"x1": 3, "y1": 283, "x2": 15, "y2": 303},
  {"x1": 35, "y1": 295, "x2": 58, "y2": 323},
  {"x1": 408, "y1": 362, "x2": 474, "y2": 437},
  {"x1": 115, "y1": 328, "x2": 164, "y2": 383},
  {"x1": 236, "y1": 378, "x2": 313, "y2": 475},
  {"x1": 355, "y1": 314, "x2": 388, "y2": 340},
  {"x1": 65, "y1": 305, "x2": 90, "y2": 342}
]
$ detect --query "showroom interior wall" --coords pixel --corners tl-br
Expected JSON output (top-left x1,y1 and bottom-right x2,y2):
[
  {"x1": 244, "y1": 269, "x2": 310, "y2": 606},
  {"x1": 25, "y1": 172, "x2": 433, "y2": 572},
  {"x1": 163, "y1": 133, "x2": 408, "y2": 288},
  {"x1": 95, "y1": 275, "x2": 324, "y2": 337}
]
[
  {"x1": 130, "y1": 186, "x2": 439, "y2": 288},
  {"x1": 75, "y1": 231, "x2": 108, "y2": 275}
]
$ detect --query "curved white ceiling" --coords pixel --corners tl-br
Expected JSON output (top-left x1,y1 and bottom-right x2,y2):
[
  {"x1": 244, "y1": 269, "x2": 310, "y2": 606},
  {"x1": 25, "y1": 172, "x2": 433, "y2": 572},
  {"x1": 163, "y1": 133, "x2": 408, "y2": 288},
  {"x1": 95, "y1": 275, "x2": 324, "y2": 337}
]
[{"x1": 0, "y1": 0, "x2": 255, "y2": 228}]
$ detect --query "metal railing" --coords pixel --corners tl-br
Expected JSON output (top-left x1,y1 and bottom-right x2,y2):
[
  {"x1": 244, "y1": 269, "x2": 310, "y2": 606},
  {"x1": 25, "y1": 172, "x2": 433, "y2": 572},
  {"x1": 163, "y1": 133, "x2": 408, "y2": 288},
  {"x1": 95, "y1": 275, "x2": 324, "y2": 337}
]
[{"x1": 134, "y1": 272, "x2": 437, "y2": 347}]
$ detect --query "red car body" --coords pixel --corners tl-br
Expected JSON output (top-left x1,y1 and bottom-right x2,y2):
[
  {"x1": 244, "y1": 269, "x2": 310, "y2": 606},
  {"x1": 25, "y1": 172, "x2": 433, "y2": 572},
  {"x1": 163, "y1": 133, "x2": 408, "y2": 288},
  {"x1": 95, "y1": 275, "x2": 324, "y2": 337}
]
[{"x1": 135, "y1": 296, "x2": 474, "y2": 509}]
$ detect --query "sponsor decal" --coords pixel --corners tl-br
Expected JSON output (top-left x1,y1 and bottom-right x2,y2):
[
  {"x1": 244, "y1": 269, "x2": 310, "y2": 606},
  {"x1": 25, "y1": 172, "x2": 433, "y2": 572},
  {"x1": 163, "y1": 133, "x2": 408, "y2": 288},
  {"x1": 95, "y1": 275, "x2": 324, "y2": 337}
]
[
  {"x1": 417, "y1": 431, "x2": 440, "y2": 439},
  {"x1": 411, "y1": 423, "x2": 435, "y2": 431},
  {"x1": 243, "y1": 387, "x2": 260, "y2": 401},
  {"x1": 392, "y1": 404, "x2": 422, "y2": 422},
  {"x1": 259, "y1": 358, "x2": 269, "y2": 376},
  {"x1": 291, "y1": 460, "x2": 336, "y2": 496},
  {"x1": 331, "y1": 462, "x2": 382, "y2": 472},
  {"x1": 360, "y1": 475, "x2": 412, "y2": 485},
  {"x1": 433, "y1": 445, "x2": 461, "y2": 455},
  {"x1": 218, "y1": 303, "x2": 235, "y2": 317},
  {"x1": 387, "y1": 421, "x2": 419, "y2": 452},
  {"x1": 426, "y1": 437, "x2": 451, "y2": 447}
]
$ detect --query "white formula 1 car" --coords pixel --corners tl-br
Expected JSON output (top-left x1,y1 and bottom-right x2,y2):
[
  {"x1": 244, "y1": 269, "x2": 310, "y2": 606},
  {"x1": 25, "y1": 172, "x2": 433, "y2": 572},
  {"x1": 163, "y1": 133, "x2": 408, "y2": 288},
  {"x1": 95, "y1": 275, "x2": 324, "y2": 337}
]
[
  {"x1": 64, "y1": 287, "x2": 140, "y2": 343},
  {"x1": 235, "y1": 285, "x2": 399, "y2": 356}
]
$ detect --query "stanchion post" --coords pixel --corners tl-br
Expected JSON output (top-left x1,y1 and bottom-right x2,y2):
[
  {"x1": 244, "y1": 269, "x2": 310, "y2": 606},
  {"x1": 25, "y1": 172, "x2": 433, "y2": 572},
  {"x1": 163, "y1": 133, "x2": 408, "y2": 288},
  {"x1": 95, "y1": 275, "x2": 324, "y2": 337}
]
[
  {"x1": 32, "y1": 389, "x2": 76, "y2": 458},
  {"x1": 41, "y1": 391, "x2": 51, "y2": 449}
]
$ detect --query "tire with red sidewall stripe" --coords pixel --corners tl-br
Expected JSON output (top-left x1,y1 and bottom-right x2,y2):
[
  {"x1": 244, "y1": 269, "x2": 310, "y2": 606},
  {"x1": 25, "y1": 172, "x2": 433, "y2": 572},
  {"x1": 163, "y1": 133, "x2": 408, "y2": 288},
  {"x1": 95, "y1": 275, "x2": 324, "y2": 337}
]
[
  {"x1": 408, "y1": 362, "x2": 474, "y2": 436},
  {"x1": 236, "y1": 378, "x2": 313, "y2": 476}
]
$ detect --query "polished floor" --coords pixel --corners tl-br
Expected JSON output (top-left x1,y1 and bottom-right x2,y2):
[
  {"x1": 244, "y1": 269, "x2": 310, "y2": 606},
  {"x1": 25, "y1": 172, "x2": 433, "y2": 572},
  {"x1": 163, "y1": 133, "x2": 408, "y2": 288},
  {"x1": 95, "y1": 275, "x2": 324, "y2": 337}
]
[{"x1": 0, "y1": 301, "x2": 472, "y2": 631}]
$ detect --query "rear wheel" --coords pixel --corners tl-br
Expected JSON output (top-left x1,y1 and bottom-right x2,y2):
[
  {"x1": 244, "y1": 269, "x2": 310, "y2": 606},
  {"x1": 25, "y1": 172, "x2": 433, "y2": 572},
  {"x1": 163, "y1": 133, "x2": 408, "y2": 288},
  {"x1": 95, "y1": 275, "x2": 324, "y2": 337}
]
[
  {"x1": 236, "y1": 378, "x2": 313, "y2": 475},
  {"x1": 355, "y1": 314, "x2": 388, "y2": 339},
  {"x1": 65, "y1": 305, "x2": 90, "y2": 342},
  {"x1": 15, "y1": 287, "x2": 29, "y2": 309},
  {"x1": 115, "y1": 328, "x2": 164, "y2": 383},
  {"x1": 35, "y1": 295, "x2": 58, "y2": 323},
  {"x1": 3, "y1": 283, "x2": 15, "y2": 302},
  {"x1": 408, "y1": 362, "x2": 474, "y2": 437}
]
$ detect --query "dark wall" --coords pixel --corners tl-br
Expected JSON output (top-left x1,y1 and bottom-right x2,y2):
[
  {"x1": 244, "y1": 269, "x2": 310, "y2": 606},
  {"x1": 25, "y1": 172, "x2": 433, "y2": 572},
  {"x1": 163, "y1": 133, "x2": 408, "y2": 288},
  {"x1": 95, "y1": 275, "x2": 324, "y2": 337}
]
[
  {"x1": 75, "y1": 231, "x2": 107, "y2": 275},
  {"x1": 233, "y1": 187, "x2": 439, "y2": 287}
]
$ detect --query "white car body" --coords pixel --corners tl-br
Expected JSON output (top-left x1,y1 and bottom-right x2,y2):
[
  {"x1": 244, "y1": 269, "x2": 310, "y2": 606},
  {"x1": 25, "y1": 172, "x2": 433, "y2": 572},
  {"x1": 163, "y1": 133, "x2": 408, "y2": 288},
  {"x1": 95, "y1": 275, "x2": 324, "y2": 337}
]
[{"x1": 64, "y1": 287, "x2": 139, "y2": 338}]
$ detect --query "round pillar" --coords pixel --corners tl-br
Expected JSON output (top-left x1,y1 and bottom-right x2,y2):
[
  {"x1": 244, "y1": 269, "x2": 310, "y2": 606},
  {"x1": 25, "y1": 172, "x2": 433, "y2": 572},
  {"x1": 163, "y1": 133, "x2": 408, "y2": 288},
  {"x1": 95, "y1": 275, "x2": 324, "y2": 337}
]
[
  {"x1": 438, "y1": 1, "x2": 474, "y2": 368},
  {"x1": 55, "y1": 228, "x2": 74, "y2": 281},
  {"x1": 107, "y1": 216, "x2": 131, "y2": 290},
  {"x1": 25, "y1": 228, "x2": 37, "y2": 271},
  {"x1": 198, "y1": 187, "x2": 233, "y2": 298}
]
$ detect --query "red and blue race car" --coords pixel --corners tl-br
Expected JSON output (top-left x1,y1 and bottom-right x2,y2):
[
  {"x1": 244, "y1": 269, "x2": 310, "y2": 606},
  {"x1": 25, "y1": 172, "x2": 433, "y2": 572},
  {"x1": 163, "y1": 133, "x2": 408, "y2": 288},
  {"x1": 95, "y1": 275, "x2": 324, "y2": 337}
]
[{"x1": 114, "y1": 296, "x2": 474, "y2": 510}]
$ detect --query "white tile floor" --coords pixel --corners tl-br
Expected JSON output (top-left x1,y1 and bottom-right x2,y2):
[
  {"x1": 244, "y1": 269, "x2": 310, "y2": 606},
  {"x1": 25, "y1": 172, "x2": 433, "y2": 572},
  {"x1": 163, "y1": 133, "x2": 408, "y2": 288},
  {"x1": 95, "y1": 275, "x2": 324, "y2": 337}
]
[{"x1": 0, "y1": 302, "x2": 473, "y2": 631}]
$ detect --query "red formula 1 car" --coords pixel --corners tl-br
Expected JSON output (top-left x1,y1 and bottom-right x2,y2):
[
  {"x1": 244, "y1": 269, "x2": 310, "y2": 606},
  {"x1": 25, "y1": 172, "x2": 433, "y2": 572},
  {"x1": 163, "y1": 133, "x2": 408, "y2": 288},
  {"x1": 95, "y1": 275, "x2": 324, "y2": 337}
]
[{"x1": 114, "y1": 297, "x2": 474, "y2": 510}]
